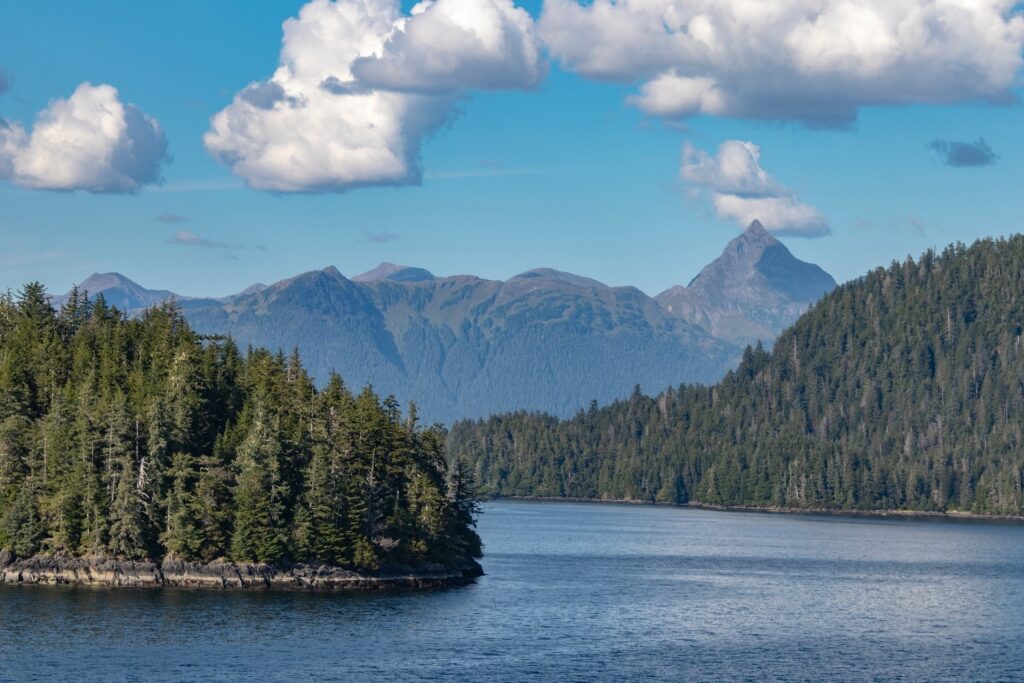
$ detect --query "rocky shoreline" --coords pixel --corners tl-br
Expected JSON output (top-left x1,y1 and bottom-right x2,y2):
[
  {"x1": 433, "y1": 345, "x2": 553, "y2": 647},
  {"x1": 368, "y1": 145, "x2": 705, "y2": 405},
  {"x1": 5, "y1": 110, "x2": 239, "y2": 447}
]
[{"x1": 0, "y1": 550, "x2": 483, "y2": 591}]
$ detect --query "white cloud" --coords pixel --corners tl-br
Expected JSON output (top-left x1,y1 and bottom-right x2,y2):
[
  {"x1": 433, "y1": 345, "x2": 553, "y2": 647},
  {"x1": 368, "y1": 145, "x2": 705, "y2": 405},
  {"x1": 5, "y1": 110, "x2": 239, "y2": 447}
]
[
  {"x1": 681, "y1": 140, "x2": 829, "y2": 237},
  {"x1": 352, "y1": 0, "x2": 544, "y2": 93},
  {"x1": 626, "y1": 74, "x2": 725, "y2": 118},
  {"x1": 541, "y1": 0, "x2": 1024, "y2": 125},
  {"x1": 0, "y1": 83, "x2": 168, "y2": 192},
  {"x1": 205, "y1": 0, "x2": 542, "y2": 192}
]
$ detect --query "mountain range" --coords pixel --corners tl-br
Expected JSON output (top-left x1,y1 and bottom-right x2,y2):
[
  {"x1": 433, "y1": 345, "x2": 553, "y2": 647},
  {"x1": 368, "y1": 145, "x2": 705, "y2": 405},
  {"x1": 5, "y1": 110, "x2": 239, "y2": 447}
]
[{"x1": 52, "y1": 221, "x2": 834, "y2": 422}]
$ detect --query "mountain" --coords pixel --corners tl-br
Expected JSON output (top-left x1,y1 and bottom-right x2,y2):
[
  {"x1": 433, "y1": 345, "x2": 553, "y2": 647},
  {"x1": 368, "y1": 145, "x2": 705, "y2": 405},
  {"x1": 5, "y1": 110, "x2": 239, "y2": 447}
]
[
  {"x1": 656, "y1": 220, "x2": 836, "y2": 347},
  {"x1": 53, "y1": 227, "x2": 836, "y2": 424},
  {"x1": 450, "y1": 235, "x2": 1024, "y2": 517},
  {"x1": 50, "y1": 274, "x2": 268, "y2": 312},
  {"x1": 353, "y1": 262, "x2": 436, "y2": 283},
  {"x1": 183, "y1": 265, "x2": 739, "y2": 423},
  {"x1": 51, "y1": 272, "x2": 181, "y2": 311}
]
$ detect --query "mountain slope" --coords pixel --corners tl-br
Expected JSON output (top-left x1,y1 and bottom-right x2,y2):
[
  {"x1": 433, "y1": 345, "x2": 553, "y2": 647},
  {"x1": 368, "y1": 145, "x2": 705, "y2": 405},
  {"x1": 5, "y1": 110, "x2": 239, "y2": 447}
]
[
  {"x1": 184, "y1": 266, "x2": 739, "y2": 423},
  {"x1": 450, "y1": 235, "x2": 1024, "y2": 516},
  {"x1": 56, "y1": 226, "x2": 837, "y2": 425},
  {"x1": 51, "y1": 273, "x2": 181, "y2": 311},
  {"x1": 656, "y1": 220, "x2": 836, "y2": 346},
  {"x1": 353, "y1": 262, "x2": 436, "y2": 283}
]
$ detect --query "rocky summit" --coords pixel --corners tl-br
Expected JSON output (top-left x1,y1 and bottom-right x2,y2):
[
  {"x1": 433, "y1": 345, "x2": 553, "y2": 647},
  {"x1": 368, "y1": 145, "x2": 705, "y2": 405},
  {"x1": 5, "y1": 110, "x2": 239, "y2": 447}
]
[{"x1": 656, "y1": 220, "x2": 837, "y2": 347}]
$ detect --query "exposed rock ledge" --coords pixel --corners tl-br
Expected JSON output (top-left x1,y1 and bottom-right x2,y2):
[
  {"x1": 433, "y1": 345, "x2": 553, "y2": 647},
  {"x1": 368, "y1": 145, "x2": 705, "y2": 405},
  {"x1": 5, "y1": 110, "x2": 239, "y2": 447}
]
[{"x1": 0, "y1": 550, "x2": 483, "y2": 591}]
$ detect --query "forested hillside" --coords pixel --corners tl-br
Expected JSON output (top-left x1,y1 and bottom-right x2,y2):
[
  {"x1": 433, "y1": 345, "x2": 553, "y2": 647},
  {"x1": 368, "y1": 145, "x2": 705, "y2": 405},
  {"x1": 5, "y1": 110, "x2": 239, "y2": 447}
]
[
  {"x1": 0, "y1": 285, "x2": 481, "y2": 571},
  {"x1": 450, "y1": 236, "x2": 1024, "y2": 516}
]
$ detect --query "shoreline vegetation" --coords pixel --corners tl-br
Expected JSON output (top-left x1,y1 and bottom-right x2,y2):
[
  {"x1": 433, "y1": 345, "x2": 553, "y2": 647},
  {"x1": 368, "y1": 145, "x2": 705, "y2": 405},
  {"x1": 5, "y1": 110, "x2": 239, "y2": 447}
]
[
  {"x1": 490, "y1": 496, "x2": 1024, "y2": 523},
  {"x1": 0, "y1": 286, "x2": 483, "y2": 593}
]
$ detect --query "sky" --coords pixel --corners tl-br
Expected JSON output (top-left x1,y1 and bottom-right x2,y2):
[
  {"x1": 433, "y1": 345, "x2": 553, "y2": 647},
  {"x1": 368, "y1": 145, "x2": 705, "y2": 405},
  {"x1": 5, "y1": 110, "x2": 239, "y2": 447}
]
[{"x1": 1, "y1": 0, "x2": 1023, "y2": 298}]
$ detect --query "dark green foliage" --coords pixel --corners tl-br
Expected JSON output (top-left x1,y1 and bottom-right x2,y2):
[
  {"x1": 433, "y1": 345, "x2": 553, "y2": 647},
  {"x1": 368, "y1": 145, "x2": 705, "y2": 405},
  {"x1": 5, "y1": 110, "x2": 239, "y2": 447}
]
[
  {"x1": 0, "y1": 287, "x2": 481, "y2": 569},
  {"x1": 450, "y1": 236, "x2": 1024, "y2": 517}
]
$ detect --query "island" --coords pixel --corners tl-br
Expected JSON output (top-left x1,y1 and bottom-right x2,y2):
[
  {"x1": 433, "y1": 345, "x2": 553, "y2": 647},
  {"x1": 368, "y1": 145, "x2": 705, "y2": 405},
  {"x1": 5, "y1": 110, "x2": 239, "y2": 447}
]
[{"x1": 0, "y1": 286, "x2": 482, "y2": 590}]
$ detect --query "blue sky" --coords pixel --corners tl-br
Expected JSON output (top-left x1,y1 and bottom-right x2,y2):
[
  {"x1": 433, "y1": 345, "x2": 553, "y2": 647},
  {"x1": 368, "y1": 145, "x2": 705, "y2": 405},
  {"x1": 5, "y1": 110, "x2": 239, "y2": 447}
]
[{"x1": 2, "y1": 0, "x2": 1022, "y2": 298}]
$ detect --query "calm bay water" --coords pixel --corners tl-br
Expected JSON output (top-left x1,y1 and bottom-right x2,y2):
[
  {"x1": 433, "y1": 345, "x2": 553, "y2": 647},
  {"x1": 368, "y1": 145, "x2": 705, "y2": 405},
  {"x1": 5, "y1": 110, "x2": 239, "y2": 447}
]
[{"x1": 2, "y1": 501, "x2": 1023, "y2": 682}]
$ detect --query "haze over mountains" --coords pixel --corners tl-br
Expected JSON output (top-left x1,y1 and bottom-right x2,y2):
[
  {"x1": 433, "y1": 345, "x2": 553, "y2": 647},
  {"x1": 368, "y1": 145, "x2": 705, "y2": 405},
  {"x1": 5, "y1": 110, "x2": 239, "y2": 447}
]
[{"x1": 53, "y1": 222, "x2": 834, "y2": 422}]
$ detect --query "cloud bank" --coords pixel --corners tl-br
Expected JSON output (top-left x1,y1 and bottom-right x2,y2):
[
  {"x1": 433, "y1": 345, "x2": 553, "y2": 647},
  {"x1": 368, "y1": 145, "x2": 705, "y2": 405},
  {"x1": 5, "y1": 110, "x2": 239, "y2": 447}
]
[
  {"x1": 681, "y1": 140, "x2": 829, "y2": 237},
  {"x1": 928, "y1": 138, "x2": 999, "y2": 167},
  {"x1": 0, "y1": 83, "x2": 168, "y2": 193},
  {"x1": 540, "y1": 0, "x2": 1024, "y2": 125},
  {"x1": 205, "y1": 0, "x2": 543, "y2": 192}
]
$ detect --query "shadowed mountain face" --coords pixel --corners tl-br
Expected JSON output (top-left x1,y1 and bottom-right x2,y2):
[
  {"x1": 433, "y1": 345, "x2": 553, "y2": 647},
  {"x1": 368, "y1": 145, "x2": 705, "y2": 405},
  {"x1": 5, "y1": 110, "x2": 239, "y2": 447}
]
[
  {"x1": 655, "y1": 221, "x2": 836, "y2": 347},
  {"x1": 54, "y1": 227, "x2": 835, "y2": 423},
  {"x1": 183, "y1": 266, "x2": 739, "y2": 423}
]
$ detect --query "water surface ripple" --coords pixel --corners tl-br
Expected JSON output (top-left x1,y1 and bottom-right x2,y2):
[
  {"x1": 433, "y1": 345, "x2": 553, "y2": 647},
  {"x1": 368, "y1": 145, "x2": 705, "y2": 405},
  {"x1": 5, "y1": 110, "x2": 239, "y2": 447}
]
[{"x1": 2, "y1": 501, "x2": 1023, "y2": 682}]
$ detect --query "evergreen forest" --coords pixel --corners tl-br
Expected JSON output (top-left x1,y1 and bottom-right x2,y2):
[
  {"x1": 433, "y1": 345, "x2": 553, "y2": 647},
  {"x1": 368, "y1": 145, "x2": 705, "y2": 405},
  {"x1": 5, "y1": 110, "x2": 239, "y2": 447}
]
[
  {"x1": 450, "y1": 236, "x2": 1024, "y2": 516},
  {"x1": 0, "y1": 285, "x2": 481, "y2": 569}
]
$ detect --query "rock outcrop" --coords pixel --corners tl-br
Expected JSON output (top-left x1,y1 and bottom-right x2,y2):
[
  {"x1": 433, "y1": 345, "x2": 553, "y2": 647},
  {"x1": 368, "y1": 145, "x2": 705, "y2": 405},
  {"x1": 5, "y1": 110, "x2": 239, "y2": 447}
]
[{"x1": 0, "y1": 552, "x2": 483, "y2": 591}]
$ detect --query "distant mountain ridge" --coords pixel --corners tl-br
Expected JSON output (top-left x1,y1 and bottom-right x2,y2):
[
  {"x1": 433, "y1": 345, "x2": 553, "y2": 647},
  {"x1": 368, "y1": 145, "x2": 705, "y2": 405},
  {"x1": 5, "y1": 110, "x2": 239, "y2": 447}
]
[
  {"x1": 353, "y1": 262, "x2": 436, "y2": 283},
  {"x1": 52, "y1": 223, "x2": 836, "y2": 422},
  {"x1": 182, "y1": 266, "x2": 737, "y2": 423},
  {"x1": 54, "y1": 273, "x2": 181, "y2": 312}
]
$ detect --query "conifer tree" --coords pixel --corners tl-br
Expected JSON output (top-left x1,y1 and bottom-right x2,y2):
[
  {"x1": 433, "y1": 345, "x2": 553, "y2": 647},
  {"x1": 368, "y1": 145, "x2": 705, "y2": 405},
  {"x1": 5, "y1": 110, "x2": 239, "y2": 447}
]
[{"x1": 231, "y1": 402, "x2": 288, "y2": 564}]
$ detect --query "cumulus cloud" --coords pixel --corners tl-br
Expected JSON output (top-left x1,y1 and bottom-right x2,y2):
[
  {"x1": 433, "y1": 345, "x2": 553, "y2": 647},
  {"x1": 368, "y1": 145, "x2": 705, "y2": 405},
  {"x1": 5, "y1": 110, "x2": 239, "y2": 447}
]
[
  {"x1": 205, "y1": 0, "x2": 542, "y2": 192},
  {"x1": 352, "y1": 0, "x2": 544, "y2": 93},
  {"x1": 928, "y1": 138, "x2": 999, "y2": 167},
  {"x1": 681, "y1": 140, "x2": 829, "y2": 237},
  {"x1": 0, "y1": 82, "x2": 168, "y2": 192},
  {"x1": 540, "y1": 0, "x2": 1024, "y2": 125}
]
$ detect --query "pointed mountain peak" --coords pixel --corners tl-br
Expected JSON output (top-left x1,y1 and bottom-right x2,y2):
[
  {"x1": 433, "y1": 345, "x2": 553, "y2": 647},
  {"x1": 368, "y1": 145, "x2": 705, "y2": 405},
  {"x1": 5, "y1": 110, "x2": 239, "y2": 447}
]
[
  {"x1": 733, "y1": 219, "x2": 778, "y2": 247},
  {"x1": 744, "y1": 219, "x2": 769, "y2": 236},
  {"x1": 321, "y1": 265, "x2": 342, "y2": 277},
  {"x1": 353, "y1": 262, "x2": 435, "y2": 283}
]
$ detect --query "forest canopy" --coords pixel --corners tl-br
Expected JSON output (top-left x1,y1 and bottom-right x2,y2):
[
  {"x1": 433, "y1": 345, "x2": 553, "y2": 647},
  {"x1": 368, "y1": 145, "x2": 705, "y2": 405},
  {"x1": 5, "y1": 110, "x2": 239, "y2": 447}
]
[
  {"x1": 450, "y1": 236, "x2": 1024, "y2": 517},
  {"x1": 0, "y1": 285, "x2": 481, "y2": 570}
]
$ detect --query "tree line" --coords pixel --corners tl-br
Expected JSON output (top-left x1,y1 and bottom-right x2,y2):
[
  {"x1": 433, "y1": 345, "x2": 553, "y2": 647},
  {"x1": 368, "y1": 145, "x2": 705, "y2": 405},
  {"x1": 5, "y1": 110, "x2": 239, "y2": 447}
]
[
  {"x1": 0, "y1": 285, "x2": 481, "y2": 569},
  {"x1": 450, "y1": 236, "x2": 1024, "y2": 516}
]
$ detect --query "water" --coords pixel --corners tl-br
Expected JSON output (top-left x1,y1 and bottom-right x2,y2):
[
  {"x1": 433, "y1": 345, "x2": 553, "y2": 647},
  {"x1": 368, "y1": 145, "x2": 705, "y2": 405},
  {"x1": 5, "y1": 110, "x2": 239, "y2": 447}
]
[{"x1": 2, "y1": 501, "x2": 1023, "y2": 682}]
